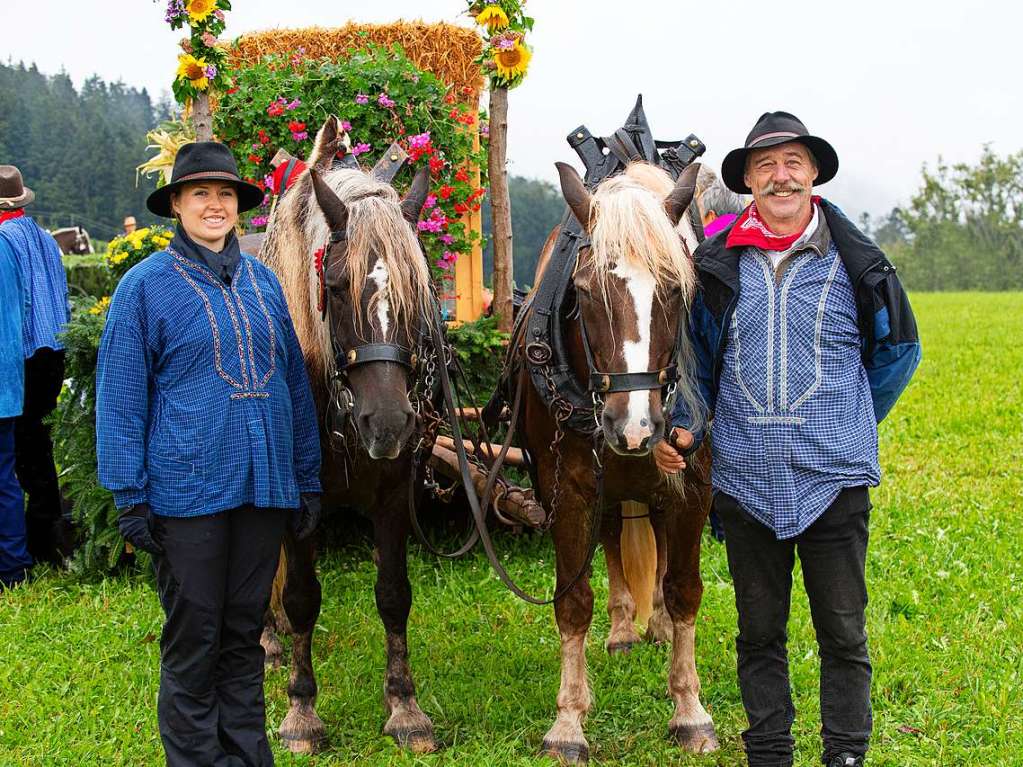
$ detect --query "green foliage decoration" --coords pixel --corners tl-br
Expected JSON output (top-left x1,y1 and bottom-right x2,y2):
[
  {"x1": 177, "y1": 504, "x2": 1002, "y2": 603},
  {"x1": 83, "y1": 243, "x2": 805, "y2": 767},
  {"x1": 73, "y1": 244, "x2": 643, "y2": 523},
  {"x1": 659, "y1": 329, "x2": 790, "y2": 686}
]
[
  {"x1": 54, "y1": 233, "x2": 170, "y2": 574},
  {"x1": 446, "y1": 316, "x2": 508, "y2": 404},
  {"x1": 214, "y1": 44, "x2": 488, "y2": 281}
]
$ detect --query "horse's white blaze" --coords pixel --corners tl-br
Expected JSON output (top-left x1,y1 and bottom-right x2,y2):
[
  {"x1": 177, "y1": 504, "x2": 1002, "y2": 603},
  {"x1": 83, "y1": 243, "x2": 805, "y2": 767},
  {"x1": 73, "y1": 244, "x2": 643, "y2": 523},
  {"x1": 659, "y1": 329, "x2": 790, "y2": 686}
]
[
  {"x1": 612, "y1": 260, "x2": 656, "y2": 449},
  {"x1": 369, "y1": 259, "x2": 391, "y2": 339}
]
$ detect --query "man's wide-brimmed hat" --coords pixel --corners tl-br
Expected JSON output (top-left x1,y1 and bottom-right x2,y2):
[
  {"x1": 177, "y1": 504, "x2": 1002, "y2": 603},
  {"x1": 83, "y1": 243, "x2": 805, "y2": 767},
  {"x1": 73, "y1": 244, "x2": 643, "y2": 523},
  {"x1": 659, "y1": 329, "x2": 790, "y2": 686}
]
[
  {"x1": 146, "y1": 141, "x2": 264, "y2": 218},
  {"x1": 721, "y1": 111, "x2": 839, "y2": 195},
  {"x1": 0, "y1": 165, "x2": 35, "y2": 210}
]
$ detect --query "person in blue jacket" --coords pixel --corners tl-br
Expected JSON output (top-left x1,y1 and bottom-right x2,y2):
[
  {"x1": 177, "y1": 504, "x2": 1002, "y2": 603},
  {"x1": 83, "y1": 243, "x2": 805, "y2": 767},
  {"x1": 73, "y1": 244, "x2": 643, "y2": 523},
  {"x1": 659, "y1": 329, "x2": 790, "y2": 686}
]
[
  {"x1": 0, "y1": 227, "x2": 31, "y2": 589},
  {"x1": 96, "y1": 142, "x2": 322, "y2": 766},
  {"x1": 0, "y1": 164, "x2": 72, "y2": 568},
  {"x1": 656, "y1": 113, "x2": 920, "y2": 767}
]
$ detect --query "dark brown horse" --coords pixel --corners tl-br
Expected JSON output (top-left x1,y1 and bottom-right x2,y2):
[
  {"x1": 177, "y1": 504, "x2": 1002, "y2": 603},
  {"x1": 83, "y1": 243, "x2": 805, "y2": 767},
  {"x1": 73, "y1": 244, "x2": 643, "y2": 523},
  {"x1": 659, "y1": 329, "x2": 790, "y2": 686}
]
[
  {"x1": 257, "y1": 116, "x2": 439, "y2": 754},
  {"x1": 50, "y1": 225, "x2": 92, "y2": 255},
  {"x1": 516, "y1": 160, "x2": 719, "y2": 761}
]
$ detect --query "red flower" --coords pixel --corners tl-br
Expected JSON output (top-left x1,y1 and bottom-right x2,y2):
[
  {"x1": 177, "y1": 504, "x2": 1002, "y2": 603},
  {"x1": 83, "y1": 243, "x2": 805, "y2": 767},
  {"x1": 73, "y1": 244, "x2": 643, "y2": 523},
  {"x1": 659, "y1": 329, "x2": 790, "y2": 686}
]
[
  {"x1": 438, "y1": 185, "x2": 454, "y2": 200},
  {"x1": 455, "y1": 168, "x2": 469, "y2": 183},
  {"x1": 258, "y1": 130, "x2": 270, "y2": 145},
  {"x1": 288, "y1": 120, "x2": 306, "y2": 133},
  {"x1": 449, "y1": 108, "x2": 459, "y2": 119},
  {"x1": 226, "y1": 87, "x2": 239, "y2": 95},
  {"x1": 248, "y1": 154, "x2": 262, "y2": 165},
  {"x1": 454, "y1": 202, "x2": 468, "y2": 214},
  {"x1": 444, "y1": 93, "x2": 456, "y2": 104},
  {"x1": 459, "y1": 113, "x2": 476, "y2": 126},
  {"x1": 429, "y1": 156, "x2": 446, "y2": 175}
]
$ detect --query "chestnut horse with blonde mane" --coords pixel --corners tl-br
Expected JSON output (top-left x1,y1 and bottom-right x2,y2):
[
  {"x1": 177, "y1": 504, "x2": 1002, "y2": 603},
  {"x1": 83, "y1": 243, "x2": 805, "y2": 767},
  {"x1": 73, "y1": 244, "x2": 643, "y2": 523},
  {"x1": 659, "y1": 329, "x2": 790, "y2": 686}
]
[{"x1": 516, "y1": 160, "x2": 719, "y2": 761}]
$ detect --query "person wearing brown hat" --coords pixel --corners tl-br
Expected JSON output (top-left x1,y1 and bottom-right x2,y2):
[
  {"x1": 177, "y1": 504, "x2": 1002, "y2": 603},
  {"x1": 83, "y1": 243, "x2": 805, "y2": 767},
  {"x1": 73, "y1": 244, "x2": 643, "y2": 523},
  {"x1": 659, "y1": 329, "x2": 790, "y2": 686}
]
[
  {"x1": 0, "y1": 164, "x2": 72, "y2": 569},
  {"x1": 656, "y1": 112, "x2": 921, "y2": 767},
  {"x1": 95, "y1": 142, "x2": 321, "y2": 766}
]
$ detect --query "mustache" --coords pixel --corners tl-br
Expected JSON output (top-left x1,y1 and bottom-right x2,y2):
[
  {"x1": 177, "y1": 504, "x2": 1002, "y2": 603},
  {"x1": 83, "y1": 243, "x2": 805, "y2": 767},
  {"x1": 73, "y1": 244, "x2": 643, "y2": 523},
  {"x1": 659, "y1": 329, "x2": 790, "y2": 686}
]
[{"x1": 760, "y1": 180, "x2": 808, "y2": 195}]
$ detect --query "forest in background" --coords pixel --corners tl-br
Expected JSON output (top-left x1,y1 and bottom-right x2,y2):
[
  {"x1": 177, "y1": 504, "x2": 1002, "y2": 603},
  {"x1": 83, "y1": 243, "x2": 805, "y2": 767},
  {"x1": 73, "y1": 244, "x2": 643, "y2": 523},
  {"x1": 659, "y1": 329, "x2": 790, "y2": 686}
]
[{"x1": 3, "y1": 61, "x2": 1020, "y2": 290}]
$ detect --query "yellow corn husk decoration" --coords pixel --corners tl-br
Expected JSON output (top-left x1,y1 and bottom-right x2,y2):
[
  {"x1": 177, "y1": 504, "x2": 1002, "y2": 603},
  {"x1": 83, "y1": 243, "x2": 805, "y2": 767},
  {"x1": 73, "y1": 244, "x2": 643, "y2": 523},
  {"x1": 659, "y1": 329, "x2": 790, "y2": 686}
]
[{"x1": 137, "y1": 121, "x2": 195, "y2": 188}]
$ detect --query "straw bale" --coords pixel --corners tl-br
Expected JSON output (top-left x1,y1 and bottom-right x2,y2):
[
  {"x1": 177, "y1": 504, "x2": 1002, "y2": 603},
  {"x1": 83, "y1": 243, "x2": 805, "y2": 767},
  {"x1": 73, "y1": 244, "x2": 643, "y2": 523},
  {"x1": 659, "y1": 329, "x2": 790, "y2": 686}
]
[{"x1": 229, "y1": 22, "x2": 484, "y2": 98}]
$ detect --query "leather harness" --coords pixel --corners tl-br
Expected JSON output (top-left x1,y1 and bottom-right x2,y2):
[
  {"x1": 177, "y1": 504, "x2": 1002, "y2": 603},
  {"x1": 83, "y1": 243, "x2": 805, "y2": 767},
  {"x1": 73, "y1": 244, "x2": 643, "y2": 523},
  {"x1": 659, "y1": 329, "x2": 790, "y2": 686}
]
[{"x1": 501, "y1": 95, "x2": 706, "y2": 436}]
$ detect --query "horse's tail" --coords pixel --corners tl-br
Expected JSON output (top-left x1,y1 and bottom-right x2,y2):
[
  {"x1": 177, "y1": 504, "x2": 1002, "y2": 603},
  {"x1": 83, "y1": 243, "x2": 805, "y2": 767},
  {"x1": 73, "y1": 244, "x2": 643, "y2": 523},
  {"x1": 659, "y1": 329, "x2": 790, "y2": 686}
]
[
  {"x1": 620, "y1": 502, "x2": 658, "y2": 627},
  {"x1": 269, "y1": 544, "x2": 291, "y2": 634}
]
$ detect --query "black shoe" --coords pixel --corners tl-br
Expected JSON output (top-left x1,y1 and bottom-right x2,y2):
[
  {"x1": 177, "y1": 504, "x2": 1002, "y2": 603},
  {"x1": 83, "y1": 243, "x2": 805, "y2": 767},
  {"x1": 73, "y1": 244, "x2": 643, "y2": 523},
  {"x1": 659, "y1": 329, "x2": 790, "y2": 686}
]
[{"x1": 827, "y1": 755, "x2": 864, "y2": 767}]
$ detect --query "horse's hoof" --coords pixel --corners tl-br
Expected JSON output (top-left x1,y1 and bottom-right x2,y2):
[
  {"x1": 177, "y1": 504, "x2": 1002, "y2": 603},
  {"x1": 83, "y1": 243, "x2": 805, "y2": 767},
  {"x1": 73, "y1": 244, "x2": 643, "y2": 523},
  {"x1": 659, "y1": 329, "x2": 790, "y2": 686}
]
[
  {"x1": 606, "y1": 640, "x2": 638, "y2": 655},
  {"x1": 279, "y1": 732, "x2": 327, "y2": 755},
  {"x1": 669, "y1": 722, "x2": 720, "y2": 753},
  {"x1": 386, "y1": 726, "x2": 438, "y2": 754},
  {"x1": 542, "y1": 739, "x2": 590, "y2": 764},
  {"x1": 279, "y1": 707, "x2": 327, "y2": 754}
]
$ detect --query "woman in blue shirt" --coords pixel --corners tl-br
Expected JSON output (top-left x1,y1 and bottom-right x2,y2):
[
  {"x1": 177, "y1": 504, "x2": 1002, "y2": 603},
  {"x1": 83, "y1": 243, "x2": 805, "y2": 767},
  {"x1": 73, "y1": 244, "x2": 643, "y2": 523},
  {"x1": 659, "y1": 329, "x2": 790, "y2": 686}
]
[{"x1": 96, "y1": 142, "x2": 322, "y2": 767}]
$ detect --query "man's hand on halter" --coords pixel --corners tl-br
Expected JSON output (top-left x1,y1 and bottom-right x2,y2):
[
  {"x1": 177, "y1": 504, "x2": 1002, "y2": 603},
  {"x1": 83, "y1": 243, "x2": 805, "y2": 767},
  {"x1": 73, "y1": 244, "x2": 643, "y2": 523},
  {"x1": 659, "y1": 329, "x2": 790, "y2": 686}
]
[{"x1": 654, "y1": 427, "x2": 695, "y2": 475}]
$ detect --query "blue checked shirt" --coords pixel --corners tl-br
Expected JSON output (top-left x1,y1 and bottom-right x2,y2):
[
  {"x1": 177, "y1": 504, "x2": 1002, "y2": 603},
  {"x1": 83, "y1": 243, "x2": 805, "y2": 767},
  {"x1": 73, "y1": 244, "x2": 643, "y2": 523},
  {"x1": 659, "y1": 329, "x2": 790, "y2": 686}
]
[
  {"x1": 96, "y1": 248, "x2": 321, "y2": 516},
  {"x1": 711, "y1": 222, "x2": 880, "y2": 538},
  {"x1": 0, "y1": 216, "x2": 70, "y2": 357}
]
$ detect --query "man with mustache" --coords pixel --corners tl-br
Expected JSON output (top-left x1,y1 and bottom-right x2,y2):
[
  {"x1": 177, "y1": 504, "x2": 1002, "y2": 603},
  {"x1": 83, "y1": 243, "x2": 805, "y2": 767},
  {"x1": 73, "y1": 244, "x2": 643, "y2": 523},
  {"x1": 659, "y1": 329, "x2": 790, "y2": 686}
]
[{"x1": 655, "y1": 112, "x2": 921, "y2": 767}]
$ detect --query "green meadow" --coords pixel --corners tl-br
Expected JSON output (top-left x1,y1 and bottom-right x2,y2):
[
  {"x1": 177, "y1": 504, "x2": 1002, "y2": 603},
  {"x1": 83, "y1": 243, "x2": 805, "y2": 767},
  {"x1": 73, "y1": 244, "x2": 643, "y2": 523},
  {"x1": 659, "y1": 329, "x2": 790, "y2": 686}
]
[{"x1": 1, "y1": 293, "x2": 1020, "y2": 766}]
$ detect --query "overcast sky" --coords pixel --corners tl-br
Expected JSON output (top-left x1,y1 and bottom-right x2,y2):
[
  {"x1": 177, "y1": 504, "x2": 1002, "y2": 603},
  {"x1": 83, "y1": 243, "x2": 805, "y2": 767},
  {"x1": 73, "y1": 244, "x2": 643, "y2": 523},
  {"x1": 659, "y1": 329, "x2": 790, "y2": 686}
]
[{"x1": 5, "y1": 0, "x2": 1018, "y2": 220}]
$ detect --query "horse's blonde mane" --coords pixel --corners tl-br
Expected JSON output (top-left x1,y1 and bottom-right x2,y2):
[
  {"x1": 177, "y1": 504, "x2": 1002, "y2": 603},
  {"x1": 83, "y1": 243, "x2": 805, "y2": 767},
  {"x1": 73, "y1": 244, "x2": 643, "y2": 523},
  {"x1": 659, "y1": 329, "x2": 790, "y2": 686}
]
[
  {"x1": 261, "y1": 167, "x2": 431, "y2": 387},
  {"x1": 587, "y1": 162, "x2": 696, "y2": 302}
]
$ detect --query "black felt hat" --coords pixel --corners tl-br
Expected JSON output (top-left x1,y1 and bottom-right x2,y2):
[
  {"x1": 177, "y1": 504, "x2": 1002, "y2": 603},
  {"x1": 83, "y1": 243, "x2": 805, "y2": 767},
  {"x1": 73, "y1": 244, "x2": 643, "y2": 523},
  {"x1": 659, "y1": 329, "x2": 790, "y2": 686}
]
[
  {"x1": 146, "y1": 141, "x2": 264, "y2": 218},
  {"x1": 721, "y1": 111, "x2": 838, "y2": 195}
]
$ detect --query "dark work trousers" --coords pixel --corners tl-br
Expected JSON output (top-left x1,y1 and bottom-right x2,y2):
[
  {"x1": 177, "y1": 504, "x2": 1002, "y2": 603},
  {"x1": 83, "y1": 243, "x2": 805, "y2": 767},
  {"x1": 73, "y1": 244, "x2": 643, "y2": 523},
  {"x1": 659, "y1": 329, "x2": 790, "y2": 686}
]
[
  {"x1": 0, "y1": 418, "x2": 32, "y2": 587},
  {"x1": 715, "y1": 487, "x2": 872, "y2": 767},
  {"x1": 14, "y1": 347, "x2": 65, "y2": 565},
  {"x1": 151, "y1": 506, "x2": 288, "y2": 767}
]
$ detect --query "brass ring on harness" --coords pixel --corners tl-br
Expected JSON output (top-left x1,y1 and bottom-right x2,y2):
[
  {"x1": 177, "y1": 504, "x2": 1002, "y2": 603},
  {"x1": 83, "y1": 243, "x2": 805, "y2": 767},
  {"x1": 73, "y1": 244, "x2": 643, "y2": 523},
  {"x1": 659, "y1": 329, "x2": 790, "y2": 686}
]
[{"x1": 526, "y1": 341, "x2": 552, "y2": 365}]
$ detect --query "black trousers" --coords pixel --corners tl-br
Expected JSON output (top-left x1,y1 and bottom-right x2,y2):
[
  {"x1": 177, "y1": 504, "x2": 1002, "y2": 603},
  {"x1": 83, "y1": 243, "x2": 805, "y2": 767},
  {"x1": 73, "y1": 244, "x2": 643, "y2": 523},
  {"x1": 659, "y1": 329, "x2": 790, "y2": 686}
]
[
  {"x1": 715, "y1": 487, "x2": 872, "y2": 767},
  {"x1": 14, "y1": 347, "x2": 66, "y2": 565},
  {"x1": 151, "y1": 506, "x2": 287, "y2": 767}
]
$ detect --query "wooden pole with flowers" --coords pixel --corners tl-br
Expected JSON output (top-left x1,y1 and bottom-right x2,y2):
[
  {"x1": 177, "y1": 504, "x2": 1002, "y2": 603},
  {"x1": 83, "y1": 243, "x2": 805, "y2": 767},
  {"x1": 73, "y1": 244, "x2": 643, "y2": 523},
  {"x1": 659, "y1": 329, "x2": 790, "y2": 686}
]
[
  {"x1": 163, "y1": 0, "x2": 233, "y2": 141},
  {"x1": 469, "y1": 2, "x2": 533, "y2": 332}
]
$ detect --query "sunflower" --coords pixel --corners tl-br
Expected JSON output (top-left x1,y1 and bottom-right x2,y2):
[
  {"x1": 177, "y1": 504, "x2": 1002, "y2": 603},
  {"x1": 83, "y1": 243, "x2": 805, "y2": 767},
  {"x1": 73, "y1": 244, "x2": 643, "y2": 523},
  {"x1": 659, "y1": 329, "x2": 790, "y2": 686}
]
[
  {"x1": 493, "y1": 39, "x2": 532, "y2": 81},
  {"x1": 475, "y1": 4, "x2": 510, "y2": 32},
  {"x1": 186, "y1": 0, "x2": 217, "y2": 23},
  {"x1": 176, "y1": 53, "x2": 210, "y2": 91}
]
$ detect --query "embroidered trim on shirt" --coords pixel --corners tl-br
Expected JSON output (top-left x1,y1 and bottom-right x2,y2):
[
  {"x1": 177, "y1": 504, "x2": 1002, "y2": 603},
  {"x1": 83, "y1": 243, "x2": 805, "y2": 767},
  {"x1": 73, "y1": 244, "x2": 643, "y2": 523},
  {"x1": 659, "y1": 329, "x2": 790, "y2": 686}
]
[
  {"x1": 778, "y1": 252, "x2": 813, "y2": 411},
  {"x1": 789, "y1": 253, "x2": 842, "y2": 412},
  {"x1": 232, "y1": 279, "x2": 260, "y2": 388},
  {"x1": 170, "y1": 250, "x2": 251, "y2": 390},
  {"x1": 246, "y1": 260, "x2": 277, "y2": 388},
  {"x1": 755, "y1": 253, "x2": 776, "y2": 411},
  {"x1": 171, "y1": 262, "x2": 243, "y2": 389},
  {"x1": 747, "y1": 415, "x2": 806, "y2": 425},
  {"x1": 229, "y1": 391, "x2": 271, "y2": 400}
]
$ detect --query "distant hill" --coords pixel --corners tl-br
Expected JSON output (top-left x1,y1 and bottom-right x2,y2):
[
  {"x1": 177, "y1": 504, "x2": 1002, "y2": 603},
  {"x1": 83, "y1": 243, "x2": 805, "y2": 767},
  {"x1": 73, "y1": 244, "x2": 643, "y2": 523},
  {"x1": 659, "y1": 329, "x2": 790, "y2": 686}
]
[
  {"x1": 482, "y1": 175, "x2": 565, "y2": 289},
  {"x1": 0, "y1": 62, "x2": 165, "y2": 240}
]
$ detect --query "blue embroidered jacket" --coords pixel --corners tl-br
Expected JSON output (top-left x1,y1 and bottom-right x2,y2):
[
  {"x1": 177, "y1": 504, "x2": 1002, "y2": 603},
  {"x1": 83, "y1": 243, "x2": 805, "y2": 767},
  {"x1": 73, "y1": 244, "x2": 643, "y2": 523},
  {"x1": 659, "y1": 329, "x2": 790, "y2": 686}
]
[
  {"x1": 0, "y1": 216, "x2": 70, "y2": 357},
  {"x1": 673, "y1": 200, "x2": 921, "y2": 538},
  {"x1": 0, "y1": 237, "x2": 24, "y2": 419},
  {"x1": 96, "y1": 248, "x2": 322, "y2": 516}
]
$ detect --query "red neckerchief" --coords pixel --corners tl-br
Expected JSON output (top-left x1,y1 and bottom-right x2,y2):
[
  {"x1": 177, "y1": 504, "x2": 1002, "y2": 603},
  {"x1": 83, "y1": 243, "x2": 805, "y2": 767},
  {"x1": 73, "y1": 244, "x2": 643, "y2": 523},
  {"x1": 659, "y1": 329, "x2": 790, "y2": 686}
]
[
  {"x1": 726, "y1": 196, "x2": 821, "y2": 252},
  {"x1": 0, "y1": 209, "x2": 25, "y2": 225}
]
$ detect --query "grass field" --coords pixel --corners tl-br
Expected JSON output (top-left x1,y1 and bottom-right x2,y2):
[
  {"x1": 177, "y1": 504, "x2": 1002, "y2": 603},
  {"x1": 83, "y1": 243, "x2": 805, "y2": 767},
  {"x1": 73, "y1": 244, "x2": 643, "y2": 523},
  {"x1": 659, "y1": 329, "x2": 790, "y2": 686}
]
[{"x1": 1, "y1": 292, "x2": 1020, "y2": 766}]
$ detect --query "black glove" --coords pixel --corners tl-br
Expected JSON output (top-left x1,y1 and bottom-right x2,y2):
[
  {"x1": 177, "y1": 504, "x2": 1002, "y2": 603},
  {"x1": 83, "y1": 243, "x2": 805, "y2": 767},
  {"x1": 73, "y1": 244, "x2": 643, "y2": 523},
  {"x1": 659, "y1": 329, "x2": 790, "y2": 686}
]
[
  {"x1": 291, "y1": 494, "x2": 321, "y2": 542},
  {"x1": 117, "y1": 503, "x2": 163, "y2": 555}
]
